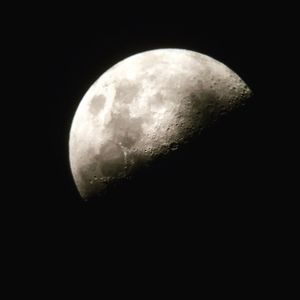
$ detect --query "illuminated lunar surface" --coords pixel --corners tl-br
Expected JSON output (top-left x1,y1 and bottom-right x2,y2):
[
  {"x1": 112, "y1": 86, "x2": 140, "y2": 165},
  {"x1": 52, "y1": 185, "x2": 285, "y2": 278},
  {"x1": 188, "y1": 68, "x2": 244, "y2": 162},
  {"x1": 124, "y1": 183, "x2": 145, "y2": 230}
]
[{"x1": 69, "y1": 48, "x2": 252, "y2": 200}]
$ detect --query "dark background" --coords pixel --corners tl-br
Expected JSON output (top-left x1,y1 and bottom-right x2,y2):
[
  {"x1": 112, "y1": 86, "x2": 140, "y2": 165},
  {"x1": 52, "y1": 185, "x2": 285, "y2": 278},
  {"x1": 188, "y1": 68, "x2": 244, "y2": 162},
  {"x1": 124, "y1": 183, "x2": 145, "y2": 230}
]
[
  {"x1": 5, "y1": 3, "x2": 295, "y2": 295},
  {"x1": 23, "y1": 4, "x2": 288, "y2": 237}
]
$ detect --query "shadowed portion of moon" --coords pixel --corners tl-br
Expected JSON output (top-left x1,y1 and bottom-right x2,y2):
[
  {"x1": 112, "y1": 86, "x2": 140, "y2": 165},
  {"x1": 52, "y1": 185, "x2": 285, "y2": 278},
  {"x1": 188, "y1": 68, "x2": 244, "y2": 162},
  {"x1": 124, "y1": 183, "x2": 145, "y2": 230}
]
[
  {"x1": 85, "y1": 103, "x2": 257, "y2": 208},
  {"x1": 69, "y1": 48, "x2": 252, "y2": 201}
]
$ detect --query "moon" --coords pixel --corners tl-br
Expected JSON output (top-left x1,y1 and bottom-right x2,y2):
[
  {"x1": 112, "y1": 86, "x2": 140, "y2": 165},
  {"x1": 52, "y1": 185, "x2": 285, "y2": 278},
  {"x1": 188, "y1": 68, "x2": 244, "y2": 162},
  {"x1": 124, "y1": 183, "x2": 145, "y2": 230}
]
[{"x1": 69, "y1": 48, "x2": 252, "y2": 200}]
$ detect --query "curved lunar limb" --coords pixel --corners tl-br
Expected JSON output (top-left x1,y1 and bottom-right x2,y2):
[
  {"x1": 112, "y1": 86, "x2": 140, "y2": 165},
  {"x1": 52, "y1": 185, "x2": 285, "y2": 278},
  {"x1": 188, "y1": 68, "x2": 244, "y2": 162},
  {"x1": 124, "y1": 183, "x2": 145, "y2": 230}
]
[{"x1": 69, "y1": 48, "x2": 252, "y2": 200}]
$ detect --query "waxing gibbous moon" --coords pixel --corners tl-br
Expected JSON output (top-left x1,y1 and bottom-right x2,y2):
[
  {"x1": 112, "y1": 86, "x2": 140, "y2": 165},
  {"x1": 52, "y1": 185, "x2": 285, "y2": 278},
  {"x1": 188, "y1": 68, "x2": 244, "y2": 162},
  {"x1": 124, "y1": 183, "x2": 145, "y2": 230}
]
[{"x1": 69, "y1": 48, "x2": 252, "y2": 200}]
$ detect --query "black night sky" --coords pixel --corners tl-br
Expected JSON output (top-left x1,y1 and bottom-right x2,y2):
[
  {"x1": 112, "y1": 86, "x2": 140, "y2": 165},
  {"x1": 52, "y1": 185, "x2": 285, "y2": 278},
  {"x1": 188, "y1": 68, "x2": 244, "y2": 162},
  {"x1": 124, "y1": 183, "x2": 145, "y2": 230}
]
[
  {"x1": 34, "y1": 4, "x2": 285, "y2": 235},
  {"x1": 6, "y1": 3, "x2": 294, "y2": 294}
]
